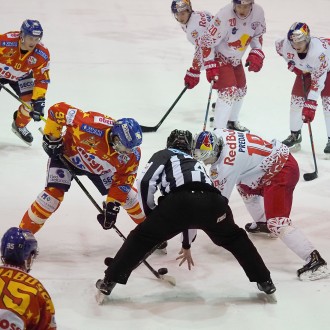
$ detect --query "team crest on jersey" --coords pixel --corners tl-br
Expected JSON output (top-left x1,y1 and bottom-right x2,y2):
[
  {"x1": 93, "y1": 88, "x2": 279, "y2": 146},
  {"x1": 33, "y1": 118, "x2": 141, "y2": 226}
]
[
  {"x1": 81, "y1": 136, "x2": 100, "y2": 148},
  {"x1": 214, "y1": 18, "x2": 221, "y2": 26},
  {"x1": 191, "y1": 30, "x2": 199, "y2": 38},
  {"x1": 117, "y1": 153, "x2": 130, "y2": 164},
  {"x1": 3, "y1": 48, "x2": 16, "y2": 58},
  {"x1": 319, "y1": 53, "x2": 326, "y2": 62},
  {"x1": 251, "y1": 22, "x2": 260, "y2": 30},
  {"x1": 210, "y1": 169, "x2": 218, "y2": 179},
  {"x1": 28, "y1": 56, "x2": 37, "y2": 65}
]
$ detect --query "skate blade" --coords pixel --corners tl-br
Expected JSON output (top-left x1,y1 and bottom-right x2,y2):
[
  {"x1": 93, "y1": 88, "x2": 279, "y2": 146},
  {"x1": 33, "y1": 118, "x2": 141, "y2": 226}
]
[
  {"x1": 95, "y1": 290, "x2": 107, "y2": 305},
  {"x1": 298, "y1": 265, "x2": 330, "y2": 281},
  {"x1": 257, "y1": 292, "x2": 277, "y2": 304},
  {"x1": 289, "y1": 143, "x2": 301, "y2": 153},
  {"x1": 323, "y1": 153, "x2": 330, "y2": 160},
  {"x1": 155, "y1": 248, "x2": 167, "y2": 255},
  {"x1": 247, "y1": 231, "x2": 278, "y2": 239}
]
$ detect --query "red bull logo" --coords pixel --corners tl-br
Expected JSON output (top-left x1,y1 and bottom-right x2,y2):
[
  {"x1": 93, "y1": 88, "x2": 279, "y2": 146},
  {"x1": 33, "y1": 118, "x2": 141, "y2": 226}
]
[{"x1": 199, "y1": 134, "x2": 212, "y2": 151}]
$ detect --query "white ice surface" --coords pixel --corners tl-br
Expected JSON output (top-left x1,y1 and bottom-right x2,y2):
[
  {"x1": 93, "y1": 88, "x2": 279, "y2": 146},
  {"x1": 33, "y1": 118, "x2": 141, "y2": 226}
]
[{"x1": 1, "y1": 1, "x2": 330, "y2": 329}]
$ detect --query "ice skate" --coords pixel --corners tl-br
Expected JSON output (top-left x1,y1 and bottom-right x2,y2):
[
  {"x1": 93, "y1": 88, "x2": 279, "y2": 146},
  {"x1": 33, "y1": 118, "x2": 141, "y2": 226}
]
[
  {"x1": 227, "y1": 121, "x2": 250, "y2": 132},
  {"x1": 297, "y1": 250, "x2": 330, "y2": 281},
  {"x1": 155, "y1": 241, "x2": 168, "y2": 255},
  {"x1": 245, "y1": 222, "x2": 277, "y2": 238},
  {"x1": 324, "y1": 140, "x2": 330, "y2": 159},
  {"x1": 11, "y1": 121, "x2": 33, "y2": 146},
  {"x1": 257, "y1": 279, "x2": 276, "y2": 295},
  {"x1": 282, "y1": 130, "x2": 302, "y2": 153},
  {"x1": 95, "y1": 279, "x2": 116, "y2": 304}
]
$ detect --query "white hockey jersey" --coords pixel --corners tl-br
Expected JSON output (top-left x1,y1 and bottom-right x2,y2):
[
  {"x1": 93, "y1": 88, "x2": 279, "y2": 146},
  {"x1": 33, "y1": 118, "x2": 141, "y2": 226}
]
[
  {"x1": 179, "y1": 11, "x2": 213, "y2": 69},
  {"x1": 275, "y1": 37, "x2": 330, "y2": 101},
  {"x1": 208, "y1": 129, "x2": 289, "y2": 199},
  {"x1": 194, "y1": 3, "x2": 266, "y2": 67}
]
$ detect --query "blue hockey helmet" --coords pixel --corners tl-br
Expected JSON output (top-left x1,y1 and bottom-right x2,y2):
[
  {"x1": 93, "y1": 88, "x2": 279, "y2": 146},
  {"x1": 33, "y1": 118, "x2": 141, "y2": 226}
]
[
  {"x1": 287, "y1": 22, "x2": 311, "y2": 44},
  {"x1": 193, "y1": 131, "x2": 222, "y2": 162},
  {"x1": 1, "y1": 227, "x2": 38, "y2": 271},
  {"x1": 166, "y1": 129, "x2": 193, "y2": 153},
  {"x1": 171, "y1": 0, "x2": 192, "y2": 14},
  {"x1": 111, "y1": 118, "x2": 143, "y2": 151},
  {"x1": 20, "y1": 19, "x2": 43, "y2": 38}
]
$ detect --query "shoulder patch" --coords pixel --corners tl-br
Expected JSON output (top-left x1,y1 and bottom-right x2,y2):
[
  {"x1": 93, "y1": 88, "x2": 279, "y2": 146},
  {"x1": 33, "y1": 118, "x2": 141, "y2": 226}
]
[{"x1": 34, "y1": 47, "x2": 49, "y2": 60}]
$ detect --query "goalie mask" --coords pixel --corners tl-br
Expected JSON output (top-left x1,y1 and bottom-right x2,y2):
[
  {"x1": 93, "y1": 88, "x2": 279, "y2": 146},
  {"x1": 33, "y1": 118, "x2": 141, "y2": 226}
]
[
  {"x1": 193, "y1": 131, "x2": 222, "y2": 164},
  {"x1": 1, "y1": 227, "x2": 38, "y2": 273},
  {"x1": 166, "y1": 129, "x2": 193, "y2": 154}
]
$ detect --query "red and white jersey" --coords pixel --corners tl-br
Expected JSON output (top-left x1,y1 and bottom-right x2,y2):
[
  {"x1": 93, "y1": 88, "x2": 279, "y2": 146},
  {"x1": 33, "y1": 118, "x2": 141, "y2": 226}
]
[
  {"x1": 209, "y1": 129, "x2": 289, "y2": 199},
  {"x1": 178, "y1": 11, "x2": 213, "y2": 68},
  {"x1": 0, "y1": 265, "x2": 56, "y2": 330},
  {"x1": 276, "y1": 37, "x2": 330, "y2": 101},
  {"x1": 43, "y1": 102, "x2": 141, "y2": 204},
  {"x1": 0, "y1": 31, "x2": 50, "y2": 99},
  {"x1": 195, "y1": 3, "x2": 265, "y2": 67}
]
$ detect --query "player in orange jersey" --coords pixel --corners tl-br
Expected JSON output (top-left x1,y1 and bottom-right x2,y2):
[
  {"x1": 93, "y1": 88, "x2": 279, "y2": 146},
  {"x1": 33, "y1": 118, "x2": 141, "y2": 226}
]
[
  {"x1": 0, "y1": 227, "x2": 56, "y2": 329},
  {"x1": 0, "y1": 19, "x2": 50, "y2": 145},
  {"x1": 19, "y1": 102, "x2": 145, "y2": 234}
]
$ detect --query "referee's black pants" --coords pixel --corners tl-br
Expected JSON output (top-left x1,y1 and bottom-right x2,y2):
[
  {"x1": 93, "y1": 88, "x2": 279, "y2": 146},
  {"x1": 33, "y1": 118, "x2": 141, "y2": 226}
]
[{"x1": 105, "y1": 189, "x2": 271, "y2": 285}]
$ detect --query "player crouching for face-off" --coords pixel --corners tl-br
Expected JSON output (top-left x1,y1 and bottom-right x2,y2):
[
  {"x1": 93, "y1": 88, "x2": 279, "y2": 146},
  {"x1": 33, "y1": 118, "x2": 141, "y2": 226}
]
[
  {"x1": 0, "y1": 227, "x2": 57, "y2": 329},
  {"x1": 192, "y1": 128, "x2": 329, "y2": 281},
  {"x1": 96, "y1": 129, "x2": 276, "y2": 297},
  {"x1": 19, "y1": 102, "x2": 145, "y2": 234},
  {"x1": 0, "y1": 19, "x2": 50, "y2": 145},
  {"x1": 276, "y1": 22, "x2": 330, "y2": 156}
]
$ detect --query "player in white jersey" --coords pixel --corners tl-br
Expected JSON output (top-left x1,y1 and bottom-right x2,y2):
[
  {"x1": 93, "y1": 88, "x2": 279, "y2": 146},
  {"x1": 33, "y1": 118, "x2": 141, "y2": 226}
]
[
  {"x1": 171, "y1": 1, "x2": 212, "y2": 88},
  {"x1": 192, "y1": 129, "x2": 329, "y2": 281},
  {"x1": 196, "y1": 0, "x2": 266, "y2": 132},
  {"x1": 276, "y1": 22, "x2": 330, "y2": 155}
]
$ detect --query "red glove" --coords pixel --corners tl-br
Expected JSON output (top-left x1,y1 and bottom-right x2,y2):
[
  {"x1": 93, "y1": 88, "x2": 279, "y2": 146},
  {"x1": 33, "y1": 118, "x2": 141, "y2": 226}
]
[
  {"x1": 245, "y1": 49, "x2": 265, "y2": 72},
  {"x1": 184, "y1": 67, "x2": 200, "y2": 89},
  {"x1": 288, "y1": 61, "x2": 303, "y2": 75},
  {"x1": 204, "y1": 60, "x2": 221, "y2": 84},
  {"x1": 302, "y1": 100, "x2": 317, "y2": 123}
]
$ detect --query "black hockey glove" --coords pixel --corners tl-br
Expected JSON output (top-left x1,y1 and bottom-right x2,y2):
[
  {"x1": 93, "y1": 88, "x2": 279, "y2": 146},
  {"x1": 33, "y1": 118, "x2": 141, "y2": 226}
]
[
  {"x1": 42, "y1": 134, "x2": 64, "y2": 158},
  {"x1": 30, "y1": 98, "x2": 45, "y2": 121},
  {"x1": 97, "y1": 201, "x2": 120, "y2": 230}
]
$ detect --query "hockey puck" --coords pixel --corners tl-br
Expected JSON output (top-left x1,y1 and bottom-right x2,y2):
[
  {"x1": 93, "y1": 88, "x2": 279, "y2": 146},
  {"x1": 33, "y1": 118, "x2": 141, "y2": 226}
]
[{"x1": 158, "y1": 267, "x2": 168, "y2": 275}]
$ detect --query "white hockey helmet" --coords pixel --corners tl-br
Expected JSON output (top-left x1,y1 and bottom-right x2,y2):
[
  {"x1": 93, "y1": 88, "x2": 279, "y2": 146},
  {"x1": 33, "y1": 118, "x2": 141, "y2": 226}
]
[
  {"x1": 193, "y1": 131, "x2": 223, "y2": 163},
  {"x1": 233, "y1": 0, "x2": 254, "y2": 4},
  {"x1": 287, "y1": 22, "x2": 311, "y2": 44},
  {"x1": 171, "y1": 0, "x2": 192, "y2": 14}
]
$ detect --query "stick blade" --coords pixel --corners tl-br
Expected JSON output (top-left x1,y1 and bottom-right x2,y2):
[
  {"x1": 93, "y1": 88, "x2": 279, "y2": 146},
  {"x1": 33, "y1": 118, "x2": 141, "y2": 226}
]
[
  {"x1": 141, "y1": 126, "x2": 158, "y2": 133},
  {"x1": 303, "y1": 172, "x2": 318, "y2": 181}
]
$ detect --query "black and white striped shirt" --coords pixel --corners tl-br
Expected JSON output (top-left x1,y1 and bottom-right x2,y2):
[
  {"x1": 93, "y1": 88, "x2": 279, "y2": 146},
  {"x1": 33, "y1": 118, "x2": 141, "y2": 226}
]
[{"x1": 137, "y1": 148, "x2": 213, "y2": 216}]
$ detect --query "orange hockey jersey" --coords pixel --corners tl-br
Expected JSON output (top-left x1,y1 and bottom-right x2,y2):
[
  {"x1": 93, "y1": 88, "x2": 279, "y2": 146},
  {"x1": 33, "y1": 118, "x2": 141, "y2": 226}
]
[
  {"x1": 0, "y1": 31, "x2": 50, "y2": 99},
  {"x1": 43, "y1": 102, "x2": 141, "y2": 204},
  {"x1": 0, "y1": 265, "x2": 56, "y2": 330}
]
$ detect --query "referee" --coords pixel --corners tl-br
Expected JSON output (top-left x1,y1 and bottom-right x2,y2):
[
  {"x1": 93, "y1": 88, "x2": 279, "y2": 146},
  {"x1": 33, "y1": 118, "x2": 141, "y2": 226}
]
[{"x1": 96, "y1": 129, "x2": 276, "y2": 296}]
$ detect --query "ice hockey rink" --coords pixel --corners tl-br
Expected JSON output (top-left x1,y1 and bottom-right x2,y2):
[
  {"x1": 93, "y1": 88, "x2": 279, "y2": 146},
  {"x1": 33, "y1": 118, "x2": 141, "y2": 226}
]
[{"x1": 1, "y1": 0, "x2": 330, "y2": 329}]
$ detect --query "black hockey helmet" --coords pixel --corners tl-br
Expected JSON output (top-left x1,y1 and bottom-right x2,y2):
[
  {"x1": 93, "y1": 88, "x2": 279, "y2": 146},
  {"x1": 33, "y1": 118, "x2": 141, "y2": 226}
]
[{"x1": 166, "y1": 129, "x2": 193, "y2": 153}]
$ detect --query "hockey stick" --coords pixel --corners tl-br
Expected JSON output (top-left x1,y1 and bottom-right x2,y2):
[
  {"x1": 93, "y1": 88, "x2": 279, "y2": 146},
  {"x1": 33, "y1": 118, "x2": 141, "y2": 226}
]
[
  {"x1": 301, "y1": 75, "x2": 318, "y2": 181},
  {"x1": 57, "y1": 154, "x2": 176, "y2": 286},
  {"x1": 0, "y1": 82, "x2": 46, "y2": 122},
  {"x1": 202, "y1": 80, "x2": 214, "y2": 131},
  {"x1": 140, "y1": 85, "x2": 188, "y2": 133}
]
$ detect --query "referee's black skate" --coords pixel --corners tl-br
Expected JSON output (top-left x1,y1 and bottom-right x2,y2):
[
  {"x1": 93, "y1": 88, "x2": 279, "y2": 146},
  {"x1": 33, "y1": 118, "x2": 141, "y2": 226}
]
[
  {"x1": 245, "y1": 222, "x2": 270, "y2": 234},
  {"x1": 297, "y1": 250, "x2": 329, "y2": 281},
  {"x1": 257, "y1": 279, "x2": 276, "y2": 295},
  {"x1": 96, "y1": 279, "x2": 116, "y2": 296}
]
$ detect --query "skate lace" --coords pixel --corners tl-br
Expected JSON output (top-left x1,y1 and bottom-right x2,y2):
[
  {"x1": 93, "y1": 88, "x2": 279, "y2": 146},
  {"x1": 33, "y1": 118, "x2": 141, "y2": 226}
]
[{"x1": 18, "y1": 126, "x2": 30, "y2": 136}]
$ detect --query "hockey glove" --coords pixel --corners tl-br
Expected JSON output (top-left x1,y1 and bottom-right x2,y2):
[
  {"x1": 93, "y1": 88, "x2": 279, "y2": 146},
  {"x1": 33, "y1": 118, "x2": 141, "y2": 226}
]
[
  {"x1": 245, "y1": 49, "x2": 265, "y2": 72},
  {"x1": 97, "y1": 201, "x2": 120, "y2": 230},
  {"x1": 42, "y1": 134, "x2": 64, "y2": 158},
  {"x1": 184, "y1": 67, "x2": 200, "y2": 89},
  {"x1": 30, "y1": 98, "x2": 45, "y2": 121},
  {"x1": 204, "y1": 60, "x2": 221, "y2": 85},
  {"x1": 302, "y1": 100, "x2": 317, "y2": 123},
  {"x1": 288, "y1": 61, "x2": 303, "y2": 75}
]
